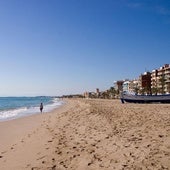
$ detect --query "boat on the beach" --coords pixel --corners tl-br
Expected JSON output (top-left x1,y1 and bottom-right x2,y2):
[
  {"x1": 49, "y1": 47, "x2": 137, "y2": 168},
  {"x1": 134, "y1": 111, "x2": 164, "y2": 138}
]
[{"x1": 120, "y1": 92, "x2": 170, "y2": 103}]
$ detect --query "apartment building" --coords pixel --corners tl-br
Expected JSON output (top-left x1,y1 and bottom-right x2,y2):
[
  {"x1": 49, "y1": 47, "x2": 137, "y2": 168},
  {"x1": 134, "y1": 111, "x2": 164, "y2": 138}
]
[
  {"x1": 114, "y1": 64, "x2": 170, "y2": 95},
  {"x1": 129, "y1": 79, "x2": 139, "y2": 94},
  {"x1": 152, "y1": 64, "x2": 170, "y2": 94},
  {"x1": 122, "y1": 81, "x2": 130, "y2": 92},
  {"x1": 117, "y1": 79, "x2": 140, "y2": 94},
  {"x1": 151, "y1": 69, "x2": 158, "y2": 94},
  {"x1": 164, "y1": 65, "x2": 170, "y2": 94},
  {"x1": 138, "y1": 72, "x2": 151, "y2": 94},
  {"x1": 114, "y1": 80, "x2": 124, "y2": 93}
]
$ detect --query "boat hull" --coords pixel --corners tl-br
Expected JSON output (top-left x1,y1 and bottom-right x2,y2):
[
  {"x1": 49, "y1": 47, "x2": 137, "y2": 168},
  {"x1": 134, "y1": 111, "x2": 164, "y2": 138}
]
[{"x1": 121, "y1": 93, "x2": 170, "y2": 103}]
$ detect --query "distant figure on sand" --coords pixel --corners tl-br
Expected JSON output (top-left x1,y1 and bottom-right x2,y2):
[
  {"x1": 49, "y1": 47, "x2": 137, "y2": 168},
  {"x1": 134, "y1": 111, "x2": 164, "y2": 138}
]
[{"x1": 40, "y1": 103, "x2": 43, "y2": 113}]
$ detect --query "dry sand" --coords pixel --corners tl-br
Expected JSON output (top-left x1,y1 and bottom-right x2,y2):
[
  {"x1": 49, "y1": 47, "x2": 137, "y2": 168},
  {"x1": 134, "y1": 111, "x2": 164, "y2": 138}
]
[{"x1": 0, "y1": 99, "x2": 170, "y2": 170}]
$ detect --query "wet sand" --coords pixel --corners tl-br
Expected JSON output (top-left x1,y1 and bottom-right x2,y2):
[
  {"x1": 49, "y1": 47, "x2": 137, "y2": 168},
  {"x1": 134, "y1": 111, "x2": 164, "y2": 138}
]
[{"x1": 0, "y1": 99, "x2": 170, "y2": 170}]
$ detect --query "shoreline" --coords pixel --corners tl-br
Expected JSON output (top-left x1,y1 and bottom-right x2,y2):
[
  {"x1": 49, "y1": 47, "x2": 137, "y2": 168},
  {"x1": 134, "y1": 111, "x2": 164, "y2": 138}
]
[
  {"x1": 0, "y1": 97, "x2": 64, "y2": 123},
  {"x1": 0, "y1": 100, "x2": 68, "y2": 148},
  {"x1": 0, "y1": 99, "x2": 170, "y2": 169}
]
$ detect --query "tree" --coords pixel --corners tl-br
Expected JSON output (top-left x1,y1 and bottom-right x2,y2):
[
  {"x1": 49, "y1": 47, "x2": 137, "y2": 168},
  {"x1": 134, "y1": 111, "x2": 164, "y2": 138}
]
[
  {"x1": 101, "y1": 91, "x2": 109, "y2": 99},
  {"x1": 134, "y1": 86, "x2": 139, "y2": 94},
  {"x1": 151, "y1": 87, "x2": 158, "y2": 95},
  {"x1": 139, "y1": 88, "x2": 145, "y2": 95},
  {"x1": 167, "y1": 82, "x2": 170, "y2": 94},
  {"x1": 108, "y1": 87, "x2": 116, "y2": 98}
]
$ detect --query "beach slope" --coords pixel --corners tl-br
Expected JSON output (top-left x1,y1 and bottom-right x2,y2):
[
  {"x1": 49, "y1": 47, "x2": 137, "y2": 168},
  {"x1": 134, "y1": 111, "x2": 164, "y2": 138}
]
[{"x1": 0, "y1": 99, "x2": 170, "y2": 169}]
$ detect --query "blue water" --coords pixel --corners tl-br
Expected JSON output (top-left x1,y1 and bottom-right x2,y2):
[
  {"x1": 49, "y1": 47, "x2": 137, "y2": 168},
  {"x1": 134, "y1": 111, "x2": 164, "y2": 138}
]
[{"x1": 0, "y1": 96, "x2": 63, "y2": 122}]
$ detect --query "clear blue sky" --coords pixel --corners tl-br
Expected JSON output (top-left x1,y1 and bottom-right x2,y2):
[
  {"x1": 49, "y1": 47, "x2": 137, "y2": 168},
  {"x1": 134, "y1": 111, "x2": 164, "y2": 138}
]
[{"x1": 0, "y1": 0, "x2": 169, "y2": 96}]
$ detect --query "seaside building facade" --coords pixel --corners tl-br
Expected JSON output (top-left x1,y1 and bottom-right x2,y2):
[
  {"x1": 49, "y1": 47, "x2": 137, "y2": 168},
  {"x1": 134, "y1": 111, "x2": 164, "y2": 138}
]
[
  {"x1": 164, "y1": 64, "x2": 170, "y2": 94},
  {"x1": 138, "y1": 72, "x2": 151, "y2": 94},
  {"x1": 129, "y1": 79, "x2": 140, "y2": 94},
  {"x1": 112, "y1": 64, "x2": 170, "y2": 96},
  {"x1": 83, "y1": 64, "x2": 170, "y2": 99},
  {"x1": 84, "y1": 92, "x2": 90, "y2": 98},
  {"x1": 151, "y1": 69, "x2": 158, "y2": 94},
  {"x1": 84, "y1": 91, "x2": 99, "y2": 98},
  {"x1": 151, "y1": 64, "x2": 170, "y2": 94},
  {"x1": 114, "y1": 80, "x2": 124, "y2": 94},
  {"x1": 122, "y1": 79, "x2": 140, "y2": 94},
  {"x1": 122, "y1": 81, "x2": 130, "y2": 92}
]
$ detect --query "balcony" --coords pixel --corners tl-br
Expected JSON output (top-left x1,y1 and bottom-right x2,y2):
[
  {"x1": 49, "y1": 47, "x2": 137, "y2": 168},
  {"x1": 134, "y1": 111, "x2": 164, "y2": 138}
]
[
  {"x1": 165, "y1": 70, "x2": 170, "y2": 74},
  {"x1": 165, "y1": 75, "x2": 170, "y2": 78},
  {"x1": 165, "y1": 80, "x2": 170, "y2": 83},
  {"x1": 158, "y1": 72, "x2": 163, "y2": 76}
]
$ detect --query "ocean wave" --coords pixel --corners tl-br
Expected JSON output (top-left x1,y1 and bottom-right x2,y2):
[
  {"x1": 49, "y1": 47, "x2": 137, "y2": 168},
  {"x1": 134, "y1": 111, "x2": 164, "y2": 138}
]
[
  {"x1": 0, "y1": 107, "x2": 28, "y2": 121},
  {"x1": 0, "y1": 98, "x2": 64, "y2": 122}
]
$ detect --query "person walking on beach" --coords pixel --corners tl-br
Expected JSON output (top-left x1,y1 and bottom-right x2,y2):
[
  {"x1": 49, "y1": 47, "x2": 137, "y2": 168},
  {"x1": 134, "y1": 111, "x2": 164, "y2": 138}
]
[{"x1": 40, "y1": 103, "x2": 43, "y2": 113}]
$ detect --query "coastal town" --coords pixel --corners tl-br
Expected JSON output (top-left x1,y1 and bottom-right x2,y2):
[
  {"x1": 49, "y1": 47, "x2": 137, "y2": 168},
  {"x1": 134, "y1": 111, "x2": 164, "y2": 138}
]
[
  {"x1": 1, "y1": 0, "x2": 170, "y2": 169},
  {"x1": 83, "y1": 64, "x2": 170, "y2": 99}
]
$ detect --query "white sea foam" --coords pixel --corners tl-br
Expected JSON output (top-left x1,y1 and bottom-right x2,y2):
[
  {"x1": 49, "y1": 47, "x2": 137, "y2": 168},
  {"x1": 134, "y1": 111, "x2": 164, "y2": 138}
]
[
  {"x1": 0, "y1": 107, "x2": 28, "y2": 121},
  {"x1": 0, "y1": 98, "x2": 64, "y2": 122},
  {"x1": 43, "y1": 99, "x2": 63, "y2": 112}
]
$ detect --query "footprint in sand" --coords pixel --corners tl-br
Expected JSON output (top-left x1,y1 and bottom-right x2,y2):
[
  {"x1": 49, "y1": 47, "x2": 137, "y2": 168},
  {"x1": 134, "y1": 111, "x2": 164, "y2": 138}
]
[
  {"x1": 1, "y1": 151, "x2": 7, "y2": 154},
  {"x1": 51, "y1": 165, "x2": 57, "y2": 170},
  {"x1": 47, "y1": 140, "x2": 53, "y2": 143},
  {"x1": 36, "y1": 155, "x2": 46, "y2": 161}
]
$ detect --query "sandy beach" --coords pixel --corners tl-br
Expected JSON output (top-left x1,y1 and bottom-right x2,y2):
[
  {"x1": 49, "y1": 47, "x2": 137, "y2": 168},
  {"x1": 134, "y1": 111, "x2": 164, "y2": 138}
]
[{"x1": 0, "y1": 99, "x2": 170, "y2": 170}]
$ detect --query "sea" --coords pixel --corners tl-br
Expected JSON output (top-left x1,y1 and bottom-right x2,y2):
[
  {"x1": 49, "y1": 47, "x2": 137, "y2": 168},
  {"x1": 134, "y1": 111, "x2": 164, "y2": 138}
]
[{"x1": 0, "y1": 96, "x2": 64, "y2": 122}]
